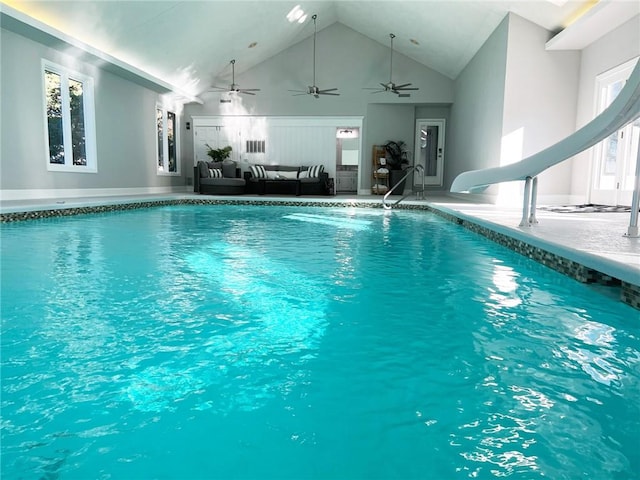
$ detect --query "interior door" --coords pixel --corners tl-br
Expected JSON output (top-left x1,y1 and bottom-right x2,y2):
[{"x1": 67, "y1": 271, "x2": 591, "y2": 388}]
[
  {"x1": 590, "y1": 58, "x2": 639, "y2": 206},
  {"x1": 414, "y1": 119, "x2": 445, "y2": 187}
]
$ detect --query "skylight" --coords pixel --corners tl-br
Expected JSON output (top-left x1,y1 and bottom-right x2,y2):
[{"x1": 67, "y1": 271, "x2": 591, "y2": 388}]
[{"x1": 286, "y1": 5, "x2": 308, "y2": 23}]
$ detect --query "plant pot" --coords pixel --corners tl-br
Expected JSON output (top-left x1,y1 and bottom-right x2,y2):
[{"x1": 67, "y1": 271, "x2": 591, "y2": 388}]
[{"x1": 389, "y1": 170, "x2": 407, "y2": 195}]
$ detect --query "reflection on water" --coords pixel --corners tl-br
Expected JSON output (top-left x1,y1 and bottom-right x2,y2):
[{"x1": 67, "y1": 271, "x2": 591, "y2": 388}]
[
  {"x1": 116, "y1": 241, "x2": 329, "y2": 414},
  {"x1": 1, "y1": 206, "x2": 639, "y2": 479}
]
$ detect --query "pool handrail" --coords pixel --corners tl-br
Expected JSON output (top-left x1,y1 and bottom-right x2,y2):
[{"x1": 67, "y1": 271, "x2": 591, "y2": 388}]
[{"x1": 383, "y1": 164, "x2": 424, "y2": 210}]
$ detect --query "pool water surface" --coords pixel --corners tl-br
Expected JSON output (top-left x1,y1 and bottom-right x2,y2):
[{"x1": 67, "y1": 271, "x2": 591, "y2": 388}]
[{"x1": 1, "y1": 205, "x2": 638, "y2": 479}]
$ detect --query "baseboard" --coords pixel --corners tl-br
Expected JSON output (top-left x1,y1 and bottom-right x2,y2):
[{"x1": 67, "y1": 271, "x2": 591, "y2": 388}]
[{"x1": 0, "y1": 186, "x2": 189, "y2": 201}]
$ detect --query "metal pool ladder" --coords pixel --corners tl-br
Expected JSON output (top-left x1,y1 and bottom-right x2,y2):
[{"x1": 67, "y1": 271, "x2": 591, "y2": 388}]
[{"x1": 383, "y1": 165, "x2": 425, "y2": 210}]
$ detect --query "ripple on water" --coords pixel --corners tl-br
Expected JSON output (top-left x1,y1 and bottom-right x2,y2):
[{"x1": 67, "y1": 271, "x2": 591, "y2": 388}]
[{"x1": 1, "y1": 206, "x2": 638, "y2": 479}]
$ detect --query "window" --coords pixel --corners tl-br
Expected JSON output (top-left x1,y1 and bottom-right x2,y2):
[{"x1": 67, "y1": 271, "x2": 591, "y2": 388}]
[
  {"x1": 591, "y1": 57, "x2": 639, "y2": 206},
  {"x1": 43, "y1": 60, "x2": 96, "y2": 172},
  {"x1": 157, "y1": 106, "x2": 179, "y2": 174}
]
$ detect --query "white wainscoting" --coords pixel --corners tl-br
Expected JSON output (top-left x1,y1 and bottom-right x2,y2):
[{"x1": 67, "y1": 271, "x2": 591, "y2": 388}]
[
  {"x1": 267, "y1": 126, "x2": 337, "y2": 174},
  {"x1": 192, "y1": 116, "x2": 363, "y2": 179}
]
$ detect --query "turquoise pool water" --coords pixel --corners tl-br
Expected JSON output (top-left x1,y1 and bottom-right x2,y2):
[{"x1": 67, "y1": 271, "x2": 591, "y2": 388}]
[{"x1": 1, "y1": 205, "x2": 638, "y2": 479}]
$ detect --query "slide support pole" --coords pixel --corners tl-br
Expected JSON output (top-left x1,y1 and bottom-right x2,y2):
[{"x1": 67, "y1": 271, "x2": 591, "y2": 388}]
[
  {"x1": 625, "y1": 142, "x2": 640, "y2": 238},
  {"x1": 529, "y1": 176, "x2": 539, "y2": 225},
  {"x1": 520, "y1": 177, "x2": 532, "y2": 227}
]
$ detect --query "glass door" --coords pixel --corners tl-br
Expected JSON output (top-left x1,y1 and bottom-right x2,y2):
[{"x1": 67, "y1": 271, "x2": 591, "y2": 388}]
[
  {"x1": 414, "y1": 119, "x2": 445, "y2": 187},
  {"x1": 591, "y1": 58, "x2": 639, "y2": 206}
]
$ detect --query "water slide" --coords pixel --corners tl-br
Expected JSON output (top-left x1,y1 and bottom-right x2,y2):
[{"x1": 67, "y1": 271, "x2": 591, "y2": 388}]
[{"x1": 450, "y1": 61, "x2": 640, "y2": 194}]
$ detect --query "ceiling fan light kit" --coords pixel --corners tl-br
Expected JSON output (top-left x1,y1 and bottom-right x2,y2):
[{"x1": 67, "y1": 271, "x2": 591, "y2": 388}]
[{"x1": 288, "y1": 14, "x2": 340, "y2": 99}]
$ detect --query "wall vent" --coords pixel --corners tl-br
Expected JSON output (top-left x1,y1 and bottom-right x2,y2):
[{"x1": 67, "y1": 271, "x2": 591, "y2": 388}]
[{"x1": 246, "y1": 140, "x2": 266, "y2": 154}]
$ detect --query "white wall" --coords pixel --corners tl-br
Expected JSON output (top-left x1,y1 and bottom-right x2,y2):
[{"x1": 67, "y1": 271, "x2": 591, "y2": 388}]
[
  {"x1": 447, "y1": 16, "x2": 509, "y2": 197},
  {"x1": 448, "y1": 13, "x2": 583, "y2": 203},
  {"x1": 183, "y1": 22, "x2": 455, "y2": 191},
  {"x1": 1, "y1": 27, "x2": 187, "y2": 199},
  {"x1": 502, "y1": 14, "x2": 580, "y2": 204},
  {"x1": 569, "y1": 15, "x2": 640, "y2": 202},
  {"x1": 186, "y1": 23, "x2": 454, "y2": 118},
  {"x1": 362, "y1": 103, "x2": 415, "y2": 192}
]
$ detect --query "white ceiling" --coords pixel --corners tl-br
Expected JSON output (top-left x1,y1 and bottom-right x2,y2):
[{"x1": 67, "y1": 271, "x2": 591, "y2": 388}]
[{"x1": 2, "y1": 0, "x2": 638, "y2": 98}]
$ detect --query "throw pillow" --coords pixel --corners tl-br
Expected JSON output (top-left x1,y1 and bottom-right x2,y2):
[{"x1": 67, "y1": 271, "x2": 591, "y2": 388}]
[
  {"x1": 209, "y1": 168, "x2": 223, "y2": 178},
  {"x1": 279, "y1": 170, "x2": 298, "y2": 180},
  {"x1": 198, "y1": 161, "x2": 209, "y2": 179},
  {"x1": 250, "y1": 165, "x2": 267, "y2": 179},
  {"x1": 308, "y1": 165, "x2": 325, "y2": 178},
  {"x1": 222, "y1": 161, "x2": 236, "y2": 178},
  {"x1": 298, "y1": 169, "x2": 309, "y2": 179}
]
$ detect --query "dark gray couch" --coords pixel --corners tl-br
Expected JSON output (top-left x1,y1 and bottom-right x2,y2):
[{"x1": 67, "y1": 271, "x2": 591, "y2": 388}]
[
  {"x1": 244, "y1": 165, "x2": 330, "y2": 196},
  {"x1": 194, "y1": 160, "x2": 246, "y2": 195}
]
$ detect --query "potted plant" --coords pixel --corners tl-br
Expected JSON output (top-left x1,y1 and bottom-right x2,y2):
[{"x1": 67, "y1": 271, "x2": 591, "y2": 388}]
[
  {"x1": 384, "y1": 140, "x2": 409, "y2": 195},
  {"x1": 205, "y1": 144, "x2": 232, "y2": 163}
]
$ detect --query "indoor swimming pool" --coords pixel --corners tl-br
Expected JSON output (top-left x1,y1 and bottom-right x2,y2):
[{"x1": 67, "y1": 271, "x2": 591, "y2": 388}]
[{"x1": 1, "y1": 204, "x2": 638, "y2": 479}]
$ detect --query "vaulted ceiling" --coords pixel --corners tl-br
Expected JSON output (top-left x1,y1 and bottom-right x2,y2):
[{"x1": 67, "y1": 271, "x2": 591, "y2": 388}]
[{"x1": 2, "y1": 0, "x2": 638, "y2": 98}]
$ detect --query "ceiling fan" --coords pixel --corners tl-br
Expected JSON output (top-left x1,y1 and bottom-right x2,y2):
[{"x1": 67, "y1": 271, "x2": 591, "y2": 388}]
[
  {"x1": 289, "y1": 14, "x2": 339, "y2": 99},
  {"x1": 365, "y1": 33, "x2": 419, "y2": 97},
  {"x1": 209, "y1": 59, "x2": 260, "y2": 95}
]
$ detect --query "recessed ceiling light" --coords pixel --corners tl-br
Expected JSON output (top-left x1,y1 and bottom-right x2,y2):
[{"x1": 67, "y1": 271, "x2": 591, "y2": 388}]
[
  {"x1": 248, "y1": 42, "x2": 258, "y2": 49},
  {"x1": 410, "y1": 38, "x2": 420, "y2": 45}
]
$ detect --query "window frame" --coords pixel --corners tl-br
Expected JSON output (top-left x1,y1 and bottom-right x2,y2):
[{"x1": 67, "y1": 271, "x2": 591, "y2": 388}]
[
  {"x1": 156, "y1": 105, "x2": 180, "y2": 176},
  {"x1": 42, "y1": 59, "x2": 97, "y2": 173}
]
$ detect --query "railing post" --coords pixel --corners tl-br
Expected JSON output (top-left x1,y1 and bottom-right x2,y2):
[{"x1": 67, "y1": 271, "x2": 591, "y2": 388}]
[{"x1": 519, "y1": 177, "x2": 532, "y2": 227}]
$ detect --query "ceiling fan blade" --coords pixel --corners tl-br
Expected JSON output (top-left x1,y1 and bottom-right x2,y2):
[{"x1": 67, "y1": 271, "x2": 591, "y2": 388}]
[
  {"x1": 396, "y1": 86, "x2": 419, "y2": 91},
  {"x1": 319, "y1": 92, "x2": 340, "y2": 96},
  {"x1": 239, "y1": 91, "x2": 257, "y2": 95},
  {"x1": 398, "y1": 93, "x2": 411, "y2": 98},
  {"x1": 393, "y1": 83, "x2": 412, "y2": 89}
]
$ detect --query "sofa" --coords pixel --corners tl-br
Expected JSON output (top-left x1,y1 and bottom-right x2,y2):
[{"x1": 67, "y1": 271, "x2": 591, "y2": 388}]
[
  {"x1": 194, "y1": 160, "x2": 246, "y2": 195},
  {"x1": 244, "y1": 164, "x2": 330, "y2": 196}
]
